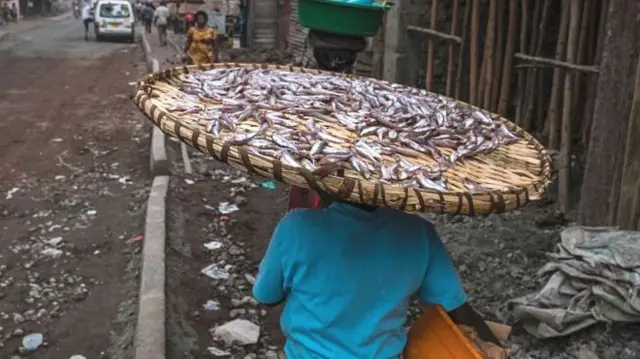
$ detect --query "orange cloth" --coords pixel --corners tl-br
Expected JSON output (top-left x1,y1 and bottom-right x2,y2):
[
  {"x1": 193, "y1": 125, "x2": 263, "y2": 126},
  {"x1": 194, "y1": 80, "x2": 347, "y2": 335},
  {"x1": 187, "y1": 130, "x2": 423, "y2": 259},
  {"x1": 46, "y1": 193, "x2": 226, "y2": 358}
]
[{"x1": 187, "y1": 26, "x2": 216, "y2": 65}]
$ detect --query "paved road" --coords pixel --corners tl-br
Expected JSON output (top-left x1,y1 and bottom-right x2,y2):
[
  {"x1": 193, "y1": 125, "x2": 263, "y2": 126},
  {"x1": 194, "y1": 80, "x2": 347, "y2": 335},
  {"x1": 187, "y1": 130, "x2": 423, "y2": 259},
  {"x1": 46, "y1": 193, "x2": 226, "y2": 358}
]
[
  {"x1": 0, "y1": 17, "x2": 148, "y2": 359},
  {"x1": 0, "y1": 17, "x2": 138, "y2": 58}
]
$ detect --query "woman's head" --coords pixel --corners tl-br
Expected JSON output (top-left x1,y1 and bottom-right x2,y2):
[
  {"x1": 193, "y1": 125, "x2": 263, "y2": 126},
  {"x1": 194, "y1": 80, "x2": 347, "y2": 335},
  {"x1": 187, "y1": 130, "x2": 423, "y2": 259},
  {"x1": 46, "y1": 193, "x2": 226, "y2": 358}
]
[{"x1": 195, "y1": 10, "x2": 208, "y2": 27}]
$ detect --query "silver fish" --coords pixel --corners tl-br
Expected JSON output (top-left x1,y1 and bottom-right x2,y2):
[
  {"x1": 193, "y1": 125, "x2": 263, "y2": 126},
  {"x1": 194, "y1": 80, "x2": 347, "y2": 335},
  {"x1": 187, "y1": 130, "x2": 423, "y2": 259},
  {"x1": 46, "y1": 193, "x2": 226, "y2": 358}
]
[
  {"x1": 281, "y1": 151, "x2": 302, "y2": 168},
  {"x1": 272, "y1": 133, "x2": 298, "y2": 151},
  {"x1": 317, "y1": 131, "x2": 345, "y2": 144},
  {"x1": 310, "y1": 141, "x2": 327, "y2": 157},
  {"x1": 416, "y1": 172, "x2": 447, "y2": 191}
]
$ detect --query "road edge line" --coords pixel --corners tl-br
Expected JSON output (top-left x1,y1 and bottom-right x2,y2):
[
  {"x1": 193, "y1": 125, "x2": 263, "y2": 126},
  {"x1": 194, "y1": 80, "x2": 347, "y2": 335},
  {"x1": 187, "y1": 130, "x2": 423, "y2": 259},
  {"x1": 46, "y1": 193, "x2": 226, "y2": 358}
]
[{"x1": 134, "y1": 175, "x2": 169, "y2": 359}]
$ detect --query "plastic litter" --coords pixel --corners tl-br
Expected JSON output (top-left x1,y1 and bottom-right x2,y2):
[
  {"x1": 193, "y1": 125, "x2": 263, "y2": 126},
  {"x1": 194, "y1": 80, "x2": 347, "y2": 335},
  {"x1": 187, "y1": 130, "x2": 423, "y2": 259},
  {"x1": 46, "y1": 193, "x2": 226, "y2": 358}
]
[
  {"x1": 22, "y1": 333, "x2": 43, "y2": 352},
  {"x1": 204, "y1": 241, "x2": 223, "y2": 250},
  {"x1": 260, "y1": 180, "x2": 277, "y2": 190},
  {"x1": 218, "y1": 202, "x2": 239, "y2": 214},
  {"x1": 204, "y1": 299, "x2": 220, "y2": 311},
  {"x1": 207, "y1": 346, "x2": 231, "y2": 356},
  {"x1": 201, "y1": 264, "x2": 230, "y2": 280}
]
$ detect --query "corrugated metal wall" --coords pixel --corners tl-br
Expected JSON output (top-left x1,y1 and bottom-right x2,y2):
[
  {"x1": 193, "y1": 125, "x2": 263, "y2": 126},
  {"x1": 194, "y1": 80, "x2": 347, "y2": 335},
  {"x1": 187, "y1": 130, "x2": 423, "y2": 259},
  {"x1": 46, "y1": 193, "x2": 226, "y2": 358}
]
[
  {"x1": 248, "y1": 0, "x2": 279, "y2": 50},
  {"x1": 287, "y1": 0, "x2": 315, "y2": 66}
]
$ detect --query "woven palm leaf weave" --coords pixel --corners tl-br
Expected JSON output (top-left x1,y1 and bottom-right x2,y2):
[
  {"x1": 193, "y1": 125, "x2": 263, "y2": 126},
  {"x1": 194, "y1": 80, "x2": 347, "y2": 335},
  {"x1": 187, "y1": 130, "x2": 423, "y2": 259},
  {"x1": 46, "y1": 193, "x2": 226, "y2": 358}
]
[{"x1": 132, "y1": 63, "x2": 552, "y2": 215}]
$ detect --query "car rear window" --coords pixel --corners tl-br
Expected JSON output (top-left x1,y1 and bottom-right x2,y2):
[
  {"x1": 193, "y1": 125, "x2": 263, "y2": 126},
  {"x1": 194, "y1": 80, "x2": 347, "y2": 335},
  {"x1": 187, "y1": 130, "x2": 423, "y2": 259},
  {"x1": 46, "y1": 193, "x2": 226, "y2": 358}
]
[{"x1": 99, "y1": 3, "x2": 131, "y2": 18}]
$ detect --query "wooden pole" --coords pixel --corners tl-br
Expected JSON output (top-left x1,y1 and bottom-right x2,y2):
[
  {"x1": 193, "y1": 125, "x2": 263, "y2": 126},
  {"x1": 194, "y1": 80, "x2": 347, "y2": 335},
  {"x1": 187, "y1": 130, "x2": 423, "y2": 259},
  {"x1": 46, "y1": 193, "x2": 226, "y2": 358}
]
[
  {"x1": 497, "y1": 0, "x2": 517, "y2": 115},
  {"x1": 558, "y1": 0, "x2": 581, "y2": 212},
  {"x1": 489, "y1": 0, "x2": 505, "y2": 111},
  {"x1": 545, "y1": 0, "x2": 570, "y2": 149},
  {"x1": 616, "y1": 56, "x2": 640, "y2": 230},
  {"x1": 514, "y1": 0, "x2": 528, "y2": 125},
  {"x1": 522, "y1": 0, "x2": 549, "y2": 131},
  {"x1": 480, "y1": 0, "x2": 496, "y2": 110},
  {"x1": 469, "y1": 0, "x2": 480, "y2": 105},
  {"x1": 454, "y1": 1, "x2": 471, "y2": 100},
  {"x1": 425, "y1": 0, "x2": 439, "y2": 91},
  {"x1": 578, "y1": 0, "x2": 640, "y2": 225},
  {"x1": 445, "y1": 0, "x2": 459, "y2": 97},
  {"x1": 580, "y1": 0, "x2": 608, "y2": 148}
]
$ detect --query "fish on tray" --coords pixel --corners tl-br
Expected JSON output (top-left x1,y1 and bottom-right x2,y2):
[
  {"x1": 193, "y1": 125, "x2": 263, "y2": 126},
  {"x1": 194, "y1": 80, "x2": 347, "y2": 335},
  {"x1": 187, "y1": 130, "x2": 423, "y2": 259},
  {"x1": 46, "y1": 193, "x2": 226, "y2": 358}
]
[{"x1": 162, "y1": 67, "x2": 522, "y2": 193}]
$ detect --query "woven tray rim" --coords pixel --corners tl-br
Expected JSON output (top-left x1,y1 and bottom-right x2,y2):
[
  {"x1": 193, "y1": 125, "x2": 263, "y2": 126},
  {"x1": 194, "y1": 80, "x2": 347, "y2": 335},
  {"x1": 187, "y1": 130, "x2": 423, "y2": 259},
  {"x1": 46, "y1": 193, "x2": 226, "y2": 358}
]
[{"x1": 132, "y1": 62, "x2": 553, "y2": 215}]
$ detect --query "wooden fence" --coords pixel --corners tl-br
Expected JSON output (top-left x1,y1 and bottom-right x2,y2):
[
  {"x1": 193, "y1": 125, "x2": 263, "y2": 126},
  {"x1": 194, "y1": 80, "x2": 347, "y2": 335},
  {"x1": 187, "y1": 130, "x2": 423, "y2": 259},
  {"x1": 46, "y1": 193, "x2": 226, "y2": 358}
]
[{"x1": 397, "y1": 0, "x2": 609, "y2": 212}]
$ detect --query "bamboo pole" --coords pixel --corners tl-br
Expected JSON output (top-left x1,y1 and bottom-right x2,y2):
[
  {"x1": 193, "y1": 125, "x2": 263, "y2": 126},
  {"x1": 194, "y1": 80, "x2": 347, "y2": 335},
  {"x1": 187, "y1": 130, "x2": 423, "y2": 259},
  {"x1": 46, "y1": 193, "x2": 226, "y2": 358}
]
[
  {"x1": 497, "y1": 0, "x2": 518, "y2": 115},
  {"x1": 445, "y1": 0, "x2": 460, "y2": 97},
  {"x1": 454, "y1": 1, "x2": 472, "y2": 100},
  {"x1": 581, "y1": 0, "x2": 608, "y2": 147},
  {"x1": 425, "y1": 0, "x2": 439, "y2": 91},
  {"x1": 489, "y1": 0, "x2": 505, "y2": 111},
  {"x1": 480, "y1": 0, "x2": 497, "y2": 110},
  {"x1": 469, "y1": 0, "x2": 480, "y2": 105},
  {"x1": 514, "y1": 0, "x2": 528, "y2": 125},
  {"x1": 522, "y1": 0, "x2": 549, "y2": 131},
  {"x1": 572, "y1": 0, "x2": 591, "y2": 132},
  {"x1": 545, "y1": 0, "x2": 570, "y2": 149},
  {"x1": 558, "y1": 0, "x2": 581, "y2": 212},
  {"x1": 615, "y1": 52, "x2": 640, "y2": 230},
  {"x1": 536, "y1": 71, "x2": 545, "y2": 131}
]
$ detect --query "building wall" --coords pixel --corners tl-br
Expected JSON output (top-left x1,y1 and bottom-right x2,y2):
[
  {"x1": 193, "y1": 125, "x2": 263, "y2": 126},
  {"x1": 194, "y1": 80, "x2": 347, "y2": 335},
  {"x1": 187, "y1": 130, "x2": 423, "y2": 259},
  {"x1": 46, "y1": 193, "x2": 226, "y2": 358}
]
[
  {"x1": 247, "y1": 0, "x2": 278, "y2": 50},
  {"x1": 286, "y1": 0, "x2": 314, "y2": 66}
]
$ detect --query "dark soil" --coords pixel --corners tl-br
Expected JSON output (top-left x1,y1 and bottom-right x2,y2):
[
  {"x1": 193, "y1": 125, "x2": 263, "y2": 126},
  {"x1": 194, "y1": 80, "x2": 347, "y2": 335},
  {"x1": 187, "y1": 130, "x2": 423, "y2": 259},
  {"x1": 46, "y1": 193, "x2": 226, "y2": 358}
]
[
  {"x1": 166, "y1": 139, "x2": 640, "y2": 359},
  {"x1": 0, "y1": 46, "x2": 149, "y2": 358}
]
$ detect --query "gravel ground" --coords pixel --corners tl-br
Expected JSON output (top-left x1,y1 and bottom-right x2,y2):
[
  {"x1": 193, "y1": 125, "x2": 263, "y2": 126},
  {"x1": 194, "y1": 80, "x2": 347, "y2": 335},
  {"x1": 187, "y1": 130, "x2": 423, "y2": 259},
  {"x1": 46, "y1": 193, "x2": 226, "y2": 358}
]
[{"x1": 0, "y1": 19, "x2": 148, "y2": 358}]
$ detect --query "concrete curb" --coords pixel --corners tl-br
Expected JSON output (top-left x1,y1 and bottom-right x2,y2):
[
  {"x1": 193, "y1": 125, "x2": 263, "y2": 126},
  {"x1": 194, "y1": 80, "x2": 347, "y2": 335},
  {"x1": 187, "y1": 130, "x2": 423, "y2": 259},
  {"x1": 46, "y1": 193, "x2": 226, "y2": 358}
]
[
  {"x1": 140, "y1": 31, "x2": 169, "y2": 178},
  {"x1": 151, "y1": 32, "x2": 192, "y2": 175},
  {"x1": 141, "y1": 31, "x2": 153, "y2": 70},
  {"x1": 134, "y1": 175, "x2": 169, "y2": 359},
  {"x1": 180, "y1": 142, "x2": 193, "y2": 174}
]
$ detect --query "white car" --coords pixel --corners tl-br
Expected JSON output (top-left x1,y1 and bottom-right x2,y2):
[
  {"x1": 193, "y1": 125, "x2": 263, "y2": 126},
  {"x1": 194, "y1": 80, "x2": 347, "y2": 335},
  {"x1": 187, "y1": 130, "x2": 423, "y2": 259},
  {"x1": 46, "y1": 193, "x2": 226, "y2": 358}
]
[{"x1": 93, "y1": 0, "x2": 135, "y2": 42}]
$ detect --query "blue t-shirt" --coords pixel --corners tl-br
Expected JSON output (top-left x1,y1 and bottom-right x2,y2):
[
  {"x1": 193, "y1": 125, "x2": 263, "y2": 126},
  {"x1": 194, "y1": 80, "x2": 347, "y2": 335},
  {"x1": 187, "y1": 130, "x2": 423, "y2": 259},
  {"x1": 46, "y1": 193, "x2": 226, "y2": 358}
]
[{"x1": 252, "y1": 202, "x2": 468, "y2": 359}]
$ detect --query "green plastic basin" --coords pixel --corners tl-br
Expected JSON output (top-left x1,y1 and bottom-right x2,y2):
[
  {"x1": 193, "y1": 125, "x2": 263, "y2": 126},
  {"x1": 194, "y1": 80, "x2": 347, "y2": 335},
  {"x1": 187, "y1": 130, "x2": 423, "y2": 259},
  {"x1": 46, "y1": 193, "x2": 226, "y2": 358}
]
[{"x1": 298, "y1": 0, "x2": 389, "y2": 37}]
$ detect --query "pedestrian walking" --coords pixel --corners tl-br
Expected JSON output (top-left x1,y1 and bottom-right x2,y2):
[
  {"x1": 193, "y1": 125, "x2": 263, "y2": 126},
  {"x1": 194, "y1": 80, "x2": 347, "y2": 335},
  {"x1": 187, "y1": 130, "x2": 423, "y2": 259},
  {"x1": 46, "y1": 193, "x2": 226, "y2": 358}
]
[
  {"x1": 141, "y1": 1, "x2": 154, "y2": 34},
  {"x1": 10, "y1": 3, "x2": 17, "y2": 22},
  {"x1": 183, "y1": 11, "x2": 216, "y2": 65},
  {"x1": 82, "y1": 1, "x2": 94, "y2": 41},
  {"x1": 153, "y1": 1, "x2": 169, "y2": 46}
]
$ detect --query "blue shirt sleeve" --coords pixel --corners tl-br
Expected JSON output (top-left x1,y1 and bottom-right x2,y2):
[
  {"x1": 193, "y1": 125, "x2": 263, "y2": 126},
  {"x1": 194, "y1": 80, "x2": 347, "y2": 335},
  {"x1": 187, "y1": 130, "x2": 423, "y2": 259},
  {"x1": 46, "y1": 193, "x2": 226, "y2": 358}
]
[
  {"x1": 417, "y1": 223, "x2": 468, "y2": 311},
  {"x1": 252, "y1": 216, "x2": 289, "y2": 304}
]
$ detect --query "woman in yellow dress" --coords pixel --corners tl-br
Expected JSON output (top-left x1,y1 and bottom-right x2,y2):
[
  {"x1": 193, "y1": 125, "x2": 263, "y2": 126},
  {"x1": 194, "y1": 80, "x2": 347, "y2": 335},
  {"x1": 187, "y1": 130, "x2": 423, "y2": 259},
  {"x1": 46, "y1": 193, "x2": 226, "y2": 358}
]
[{"x1": 183, "y1": 11, "x2": 216, "y2": 65}]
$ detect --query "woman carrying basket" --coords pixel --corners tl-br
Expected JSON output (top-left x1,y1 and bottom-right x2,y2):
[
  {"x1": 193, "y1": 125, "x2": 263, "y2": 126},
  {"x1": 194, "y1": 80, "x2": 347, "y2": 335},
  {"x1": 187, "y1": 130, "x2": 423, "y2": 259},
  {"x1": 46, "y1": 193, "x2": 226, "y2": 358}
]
[
  {"x1": 183, "y1": 10, "x2": 216, "y2": 65},
  {"x1": 254, "y1": 188, "x2": 500, "y2": 358}
]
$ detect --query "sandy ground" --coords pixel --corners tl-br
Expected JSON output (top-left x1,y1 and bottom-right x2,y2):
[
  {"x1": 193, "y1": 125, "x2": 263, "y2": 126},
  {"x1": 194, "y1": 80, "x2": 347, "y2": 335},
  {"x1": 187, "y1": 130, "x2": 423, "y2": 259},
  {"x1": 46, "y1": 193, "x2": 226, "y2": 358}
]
[{"x1": 0, "y1": 19, "x2": 148, "y2": 358}]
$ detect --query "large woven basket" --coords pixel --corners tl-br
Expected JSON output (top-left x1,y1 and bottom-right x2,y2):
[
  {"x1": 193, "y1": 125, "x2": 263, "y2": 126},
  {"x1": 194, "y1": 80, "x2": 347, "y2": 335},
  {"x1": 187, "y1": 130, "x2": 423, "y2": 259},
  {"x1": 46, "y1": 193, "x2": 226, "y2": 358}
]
[{"x1": 132, "y1": 63, "x2": 552, "y2": 215}]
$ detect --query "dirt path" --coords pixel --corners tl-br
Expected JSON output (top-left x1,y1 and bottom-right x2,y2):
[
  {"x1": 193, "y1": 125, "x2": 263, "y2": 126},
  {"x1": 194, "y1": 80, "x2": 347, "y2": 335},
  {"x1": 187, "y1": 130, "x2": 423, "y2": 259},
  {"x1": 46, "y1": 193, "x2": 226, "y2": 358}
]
[{"x1": 0, "y1": 20, "x2": 148, "y2": 358}]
